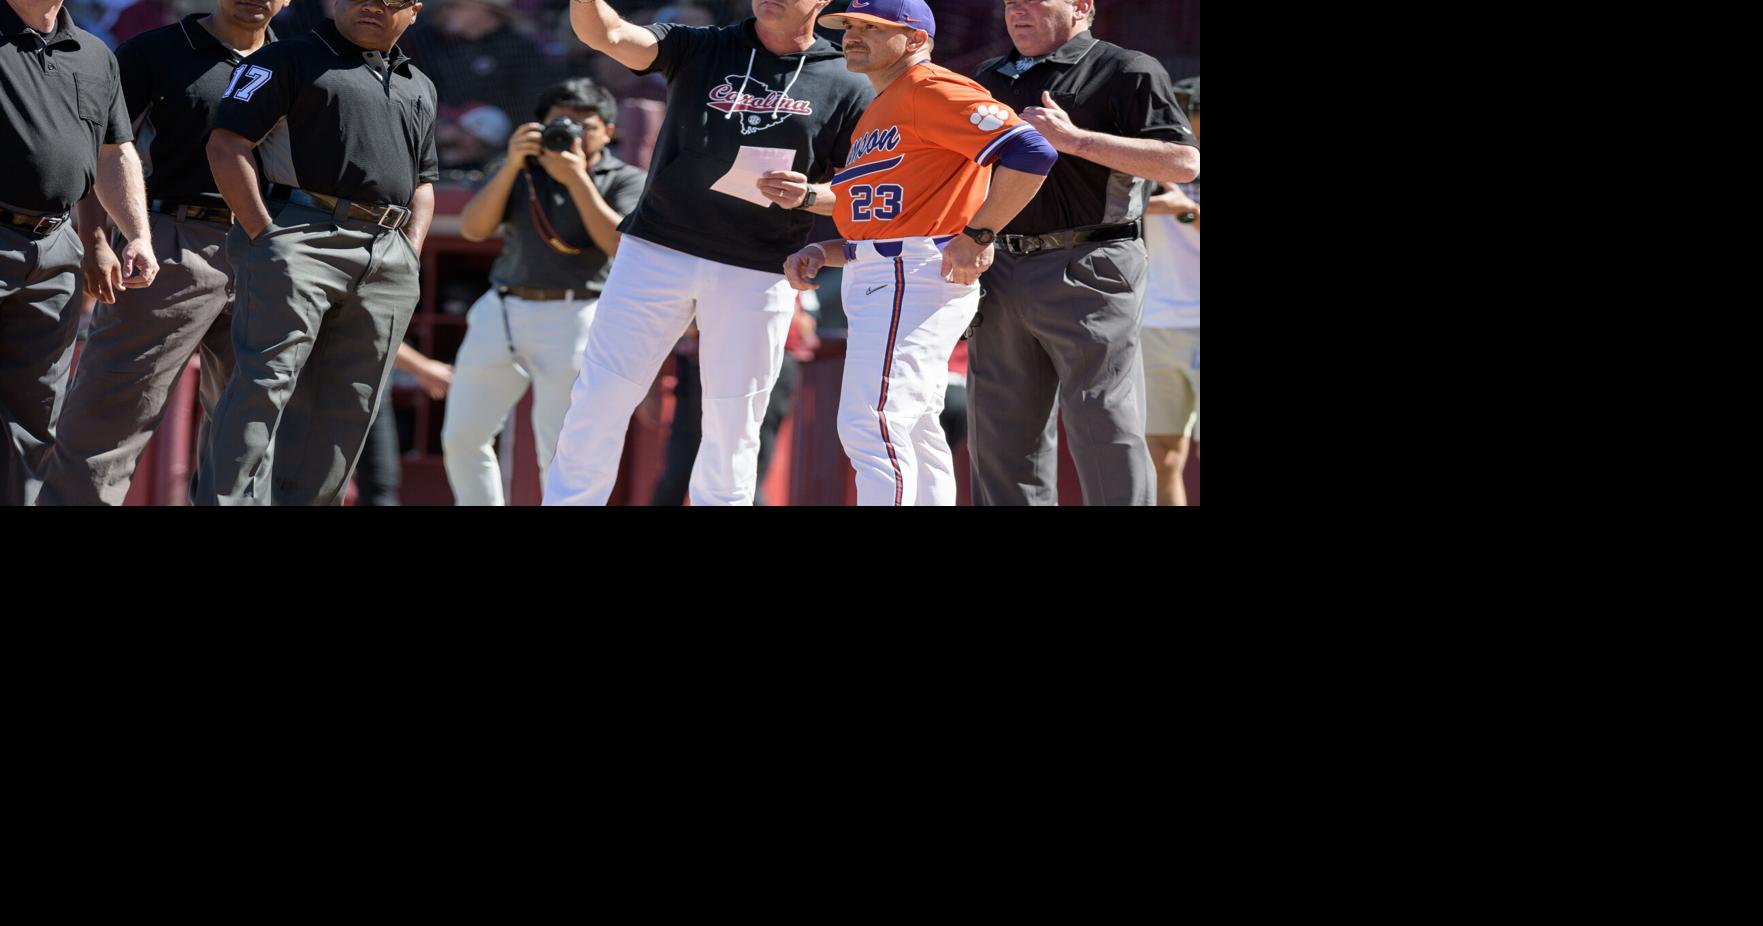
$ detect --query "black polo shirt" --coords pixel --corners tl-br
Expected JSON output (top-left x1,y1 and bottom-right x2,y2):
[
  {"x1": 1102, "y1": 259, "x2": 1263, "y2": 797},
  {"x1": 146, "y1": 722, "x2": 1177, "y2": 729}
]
[
  {"x1": 209, "y1": 18, "x2": 437, "y2": 207},
  {"x1": 0, "y1": 5, "x2": 132, "y2": 213},
  {"x1": 974, "y1": 31, "x2": 1197, "y2": 235},
  {"x1": 116, "y1": 14, "x2": 277, "y2": 207},
  {"x1": 482, "y1": 152, "x2": 647, "y2": 292}
]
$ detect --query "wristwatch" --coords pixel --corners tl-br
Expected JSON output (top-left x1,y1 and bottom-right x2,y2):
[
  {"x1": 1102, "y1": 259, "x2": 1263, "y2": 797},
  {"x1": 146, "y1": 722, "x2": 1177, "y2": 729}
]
[
  {"x1": 962, "y1": 226, "x2": 996, "y2": 246},
  {"x1": 795, "y1": 187, "x2": 818, "y2": 210}
]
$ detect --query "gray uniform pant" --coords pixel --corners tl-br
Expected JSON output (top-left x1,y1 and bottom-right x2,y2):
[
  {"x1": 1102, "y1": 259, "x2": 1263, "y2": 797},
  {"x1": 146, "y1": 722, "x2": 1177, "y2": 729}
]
[
  {"x1": 38, "y1": 212, "x2": 235, "y2": 506},
  {"x1": 0, "y1": 220, "x2": 82, "y2": 507},
  {"x1": 194, "y1": 200, "x2": 420, "y2": 506},
  {"x1": 966, "y1": 238, "x2": 1155, "y2": 506}
]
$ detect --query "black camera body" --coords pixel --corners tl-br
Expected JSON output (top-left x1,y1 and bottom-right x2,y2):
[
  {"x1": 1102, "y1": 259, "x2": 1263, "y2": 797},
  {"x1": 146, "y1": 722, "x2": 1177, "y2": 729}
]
[{"x1": 541, "y1": 117, "x2": 583, "y2": 153}]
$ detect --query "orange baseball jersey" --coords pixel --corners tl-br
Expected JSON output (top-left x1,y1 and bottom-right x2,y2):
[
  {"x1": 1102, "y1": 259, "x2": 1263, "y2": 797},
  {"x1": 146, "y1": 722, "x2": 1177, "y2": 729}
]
[{"x1": 831, "y1": 62, "x2": 1031, "y2": 241}]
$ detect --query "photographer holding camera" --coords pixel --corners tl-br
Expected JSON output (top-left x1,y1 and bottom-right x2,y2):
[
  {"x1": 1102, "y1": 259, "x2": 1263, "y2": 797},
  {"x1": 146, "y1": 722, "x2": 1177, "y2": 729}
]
[{"x1": 447, "y1": 76, "x2": 645, "y2": 505}]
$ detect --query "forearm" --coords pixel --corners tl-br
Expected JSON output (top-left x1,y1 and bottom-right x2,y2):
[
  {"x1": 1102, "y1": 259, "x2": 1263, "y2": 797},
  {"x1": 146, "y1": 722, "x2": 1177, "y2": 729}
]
[
  {"x1": 404, "y1": 183, "x2": 435, "y2": 253},
  {"x1": 813, "y1": 238, "x2": 848, "y2": 268},
  {"x1": 804, "y1": 183, "x2": 835, "y2": 216},
  {"x1": 967, "y1": 167, "x2": 1046, "y2": 232},
  {"x1": 565, "y1": 174, "x2": 625, "y2": 257},
  {"x1": 1144, "y1": 192, "x2": 1182, "y2": 215},
  {"x1": 206, "y1": 130, "x2": 272, "y2": 234},
  {"x1": 74, "y1": 196, "x2": 111, "y2": 249},
  {"x1": 1065, "y1": 133, "x2": 1198, "y2": 185},
  {"x1": 568, "y1": 0, "x2": 621, "y2": 45},
  {"x1": 394, "y1": 341, "x2": 429, "y2": 373},
  {"x1": 395, "y1": 340, "x2": 451, "y2": 399},
  {"x1": 94, "y1": 144, "x2": 150, "y2": 242},
  {"x1": 569, "y1": 0, "x2": 659, "y2": 71},
  {"x1": 460, "y1": 165, "x2": 519, "y2": 241}
]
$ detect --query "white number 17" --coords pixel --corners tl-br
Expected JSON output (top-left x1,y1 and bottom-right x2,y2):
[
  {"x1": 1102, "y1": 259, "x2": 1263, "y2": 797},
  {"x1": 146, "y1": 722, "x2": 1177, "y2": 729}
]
[{"x1": 222, "y1": 65, "x2": 274, "y2": 102}]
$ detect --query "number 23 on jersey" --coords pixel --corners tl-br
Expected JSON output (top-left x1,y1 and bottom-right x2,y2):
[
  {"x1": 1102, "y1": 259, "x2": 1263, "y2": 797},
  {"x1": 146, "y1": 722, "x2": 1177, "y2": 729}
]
[{"x1": 849, "y1": 184, "x2": 904, "y2": 222}]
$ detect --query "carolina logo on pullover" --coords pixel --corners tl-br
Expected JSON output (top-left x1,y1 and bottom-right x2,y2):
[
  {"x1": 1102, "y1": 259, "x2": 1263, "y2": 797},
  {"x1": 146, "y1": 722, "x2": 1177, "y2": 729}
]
[{"x1": 706, "y1": 73, "x2": 815, "y2": 135}]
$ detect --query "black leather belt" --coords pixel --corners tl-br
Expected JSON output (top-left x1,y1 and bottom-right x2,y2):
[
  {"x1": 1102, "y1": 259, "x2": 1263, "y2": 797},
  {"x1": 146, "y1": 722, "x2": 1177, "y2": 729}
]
[
  {"x1": 500, "y1": 286, "x2": 589, "y2": 301},
  {"x1": 268, "y1": 184, "x2": 412, "y2": 230},
  {"x1": 1, "y1": 207, "x2": 71, "y2": 237},
  {"x1": 998, "y1": 218, "x2": 1141, "y2": 256},
  {"x1": 150, "y1": 199, "x2": 234, "y2": 224}
]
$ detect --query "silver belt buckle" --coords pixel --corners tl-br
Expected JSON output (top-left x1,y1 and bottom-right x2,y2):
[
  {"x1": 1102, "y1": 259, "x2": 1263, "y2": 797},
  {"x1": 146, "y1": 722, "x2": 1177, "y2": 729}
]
[
  {"x1": 377, "y1": 205, "x2": 409, "y2": 229},
  {"x1": 32, "y1": 215, "x2": 60, "y2": 235}
]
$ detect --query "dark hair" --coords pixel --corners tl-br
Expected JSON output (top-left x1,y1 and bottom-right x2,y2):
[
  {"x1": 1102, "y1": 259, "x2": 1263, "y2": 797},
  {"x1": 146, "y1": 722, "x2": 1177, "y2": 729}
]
[{"x1": 535, "y1": 77, "x2": 618, "y2": 126}]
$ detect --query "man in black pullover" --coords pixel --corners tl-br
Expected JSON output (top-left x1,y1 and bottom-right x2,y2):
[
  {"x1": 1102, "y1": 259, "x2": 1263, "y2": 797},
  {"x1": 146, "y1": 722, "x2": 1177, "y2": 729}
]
[{"x1": 545, "y1": 0, "x2": 872, "y2": 506}]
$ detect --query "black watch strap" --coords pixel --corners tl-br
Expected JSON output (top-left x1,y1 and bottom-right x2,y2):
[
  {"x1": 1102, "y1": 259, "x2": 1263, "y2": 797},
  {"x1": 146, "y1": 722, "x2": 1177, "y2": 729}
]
[
  {"x1": 796, "y1": 187, "x2": 818, "y2": 210},
  {"x1": 963, "y1": 226, "x2": 996, "y2": 246}
]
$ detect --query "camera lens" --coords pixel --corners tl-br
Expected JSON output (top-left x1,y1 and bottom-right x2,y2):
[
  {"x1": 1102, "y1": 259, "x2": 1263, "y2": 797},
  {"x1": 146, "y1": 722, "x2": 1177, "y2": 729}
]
[{"x1": 541, "y1": 117, "x2": 583, "y2": 152}]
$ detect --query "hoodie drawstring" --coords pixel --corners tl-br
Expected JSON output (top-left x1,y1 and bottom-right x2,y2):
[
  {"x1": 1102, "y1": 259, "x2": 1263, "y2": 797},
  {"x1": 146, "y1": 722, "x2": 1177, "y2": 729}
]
[
  {"x1": 723, "y1": 48, "x2": 809, "y2": 121},
  {"x1": 725, "y1": 49, "x2": 756, "y2": 120},
  {"x1": 773, "y1": 54, "x2": 806, "y2": 118}
]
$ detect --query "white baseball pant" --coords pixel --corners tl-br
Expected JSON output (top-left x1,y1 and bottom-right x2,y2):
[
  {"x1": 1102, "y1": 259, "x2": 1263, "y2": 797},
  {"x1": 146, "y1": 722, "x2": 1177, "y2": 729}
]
[
  {"x1": 837, "y1": 236, "x2": 978, "y2": 507},
  {"x1": 442, "y1": 289, "x2": 597, "y2": 506},
  {"x1": 543, "y1": 235, "x2": 796, "y2": 506}
]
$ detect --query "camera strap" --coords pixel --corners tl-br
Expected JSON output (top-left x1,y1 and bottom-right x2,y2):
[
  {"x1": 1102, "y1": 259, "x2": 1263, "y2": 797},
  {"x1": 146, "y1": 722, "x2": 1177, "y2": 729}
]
[{"x1": 521, "y1": 166, "x2": 587, "y2": 256}]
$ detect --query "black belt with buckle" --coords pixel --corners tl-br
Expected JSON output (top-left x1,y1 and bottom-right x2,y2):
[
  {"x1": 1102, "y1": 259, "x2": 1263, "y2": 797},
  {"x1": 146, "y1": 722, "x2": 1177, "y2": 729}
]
[
  {"x1": 500, "y1": 286, "x2": 588, "y2": 301},
  {"x1": 150, "y1": 198, "x2": 235, "y2": 224},
  {"x1": 268, "y1": 184, "x2": 412, "y2": 231},
  {"x1": 998, "y1": 218, "x2": 1141, "y2": 256},
  {"x1": 1, "y1": 207, "x2": 71, "y2": 238}
]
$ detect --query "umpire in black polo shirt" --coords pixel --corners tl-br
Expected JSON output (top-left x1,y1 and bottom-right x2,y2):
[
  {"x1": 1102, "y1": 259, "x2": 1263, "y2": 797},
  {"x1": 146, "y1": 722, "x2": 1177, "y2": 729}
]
[
  {"x1": 968, "y1": 0, "x2": 1198, "y2": 506},
  {"x1": 1, "y1": 0, "x2": 159, "y2": 506},
  {"x1": 38, "y1": 0, "x2": 288, "y2": 506},
  {"x1": 197, "y1": 0, "x2": 439, "y2": 506}
]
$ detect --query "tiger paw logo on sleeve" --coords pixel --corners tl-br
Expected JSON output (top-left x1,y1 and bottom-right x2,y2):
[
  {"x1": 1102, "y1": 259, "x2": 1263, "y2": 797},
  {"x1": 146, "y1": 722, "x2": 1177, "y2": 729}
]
[{"x1": 969, "y1": 104, "x2": 1011, "y2": 132}]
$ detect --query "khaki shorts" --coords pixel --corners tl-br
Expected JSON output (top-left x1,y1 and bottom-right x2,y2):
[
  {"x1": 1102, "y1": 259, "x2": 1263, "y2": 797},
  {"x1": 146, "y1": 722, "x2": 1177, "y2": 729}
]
[{"x1": 1143, "y1": 326, "x2": 1200, "y2": 440}]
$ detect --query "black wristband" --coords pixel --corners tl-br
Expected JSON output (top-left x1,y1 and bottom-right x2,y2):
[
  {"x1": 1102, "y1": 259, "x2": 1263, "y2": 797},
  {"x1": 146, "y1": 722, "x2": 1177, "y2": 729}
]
[{"x1": 795, "y1": 187, "x2": 818, "y2": 210}]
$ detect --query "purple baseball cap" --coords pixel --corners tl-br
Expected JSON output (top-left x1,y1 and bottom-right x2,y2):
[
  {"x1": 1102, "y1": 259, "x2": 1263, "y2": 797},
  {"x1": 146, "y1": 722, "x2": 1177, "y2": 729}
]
[{"x1": 819, "y1": 0, "x2": 937, "y2": 40}]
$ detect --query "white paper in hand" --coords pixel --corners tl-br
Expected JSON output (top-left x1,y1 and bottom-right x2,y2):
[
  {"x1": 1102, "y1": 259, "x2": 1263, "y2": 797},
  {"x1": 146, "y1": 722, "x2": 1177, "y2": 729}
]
[{"x1": 710, "y1": 146, "x2": 798, "y2": 208}]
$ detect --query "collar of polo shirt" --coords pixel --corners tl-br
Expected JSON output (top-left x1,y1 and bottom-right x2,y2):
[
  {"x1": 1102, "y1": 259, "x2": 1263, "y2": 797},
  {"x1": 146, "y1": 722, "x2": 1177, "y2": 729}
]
[
  {"x1": 989, "y1": 29, "x2": 1097, "y2": 75},
  {"x1": 315, "y1": 16, "x2": 413, "y2": 70},
  {"x1": 592, "y1": 151, "x2": 629, "y2": 175},
  {"x1": 175, "y1": 12, "x2": 276, "y2": 52},
  {"x1": 0, "y1": 4, "x2": 79, "y2": 44}
]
